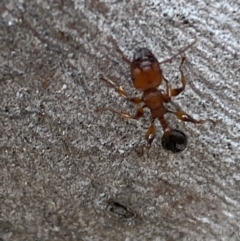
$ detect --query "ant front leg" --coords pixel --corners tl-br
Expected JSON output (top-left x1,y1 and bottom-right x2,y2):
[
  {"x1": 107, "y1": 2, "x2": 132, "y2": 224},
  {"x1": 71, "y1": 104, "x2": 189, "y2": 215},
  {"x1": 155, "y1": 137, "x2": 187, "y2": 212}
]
[
  {"x1": 99, "y1": 76, "x2": 142, "y2": 104},
  {"x1": 163, "y1": 56, "x2": 187, "y2": 99},
  {"x1": 171, "y1": 56, "x2": 187, "y2": 96},
  {"x1": 170, "y1": 110, "x2": 216, "y2": 125}
]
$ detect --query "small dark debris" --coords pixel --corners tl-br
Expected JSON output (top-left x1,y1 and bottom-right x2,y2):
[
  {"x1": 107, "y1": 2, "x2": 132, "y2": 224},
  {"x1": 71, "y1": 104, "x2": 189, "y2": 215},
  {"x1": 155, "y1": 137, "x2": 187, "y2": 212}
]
[{"x1": 106, "y1": 198, "x2": 136, "y2": 220}]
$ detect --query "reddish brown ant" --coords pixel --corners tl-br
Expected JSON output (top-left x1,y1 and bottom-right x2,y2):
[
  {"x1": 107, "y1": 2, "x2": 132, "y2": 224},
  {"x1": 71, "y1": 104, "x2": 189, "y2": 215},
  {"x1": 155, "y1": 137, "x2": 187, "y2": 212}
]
[{"x1": 97, "y1": 37, "x2": 215, "y2": 154}]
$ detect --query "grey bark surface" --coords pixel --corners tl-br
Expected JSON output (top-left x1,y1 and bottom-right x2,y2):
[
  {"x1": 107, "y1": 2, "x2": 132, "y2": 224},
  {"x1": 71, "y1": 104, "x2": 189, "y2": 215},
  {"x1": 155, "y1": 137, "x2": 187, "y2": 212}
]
[{"x1": 0, "y1": 0, "x2": 240, "y2": 240}]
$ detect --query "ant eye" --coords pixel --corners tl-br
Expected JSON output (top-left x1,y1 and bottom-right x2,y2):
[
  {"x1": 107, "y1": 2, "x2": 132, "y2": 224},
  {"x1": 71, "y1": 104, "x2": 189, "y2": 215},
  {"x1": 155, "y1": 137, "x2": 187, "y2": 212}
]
[{"x1": 161, "y1": 129, "x2": 187, "y2": 153}]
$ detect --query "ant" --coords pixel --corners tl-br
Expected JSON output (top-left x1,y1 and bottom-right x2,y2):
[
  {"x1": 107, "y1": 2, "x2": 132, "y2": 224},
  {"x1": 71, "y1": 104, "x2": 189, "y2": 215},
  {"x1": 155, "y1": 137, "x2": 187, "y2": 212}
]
[{"x1": 97, "y1": 37, "x2": 216, "y2": 154}]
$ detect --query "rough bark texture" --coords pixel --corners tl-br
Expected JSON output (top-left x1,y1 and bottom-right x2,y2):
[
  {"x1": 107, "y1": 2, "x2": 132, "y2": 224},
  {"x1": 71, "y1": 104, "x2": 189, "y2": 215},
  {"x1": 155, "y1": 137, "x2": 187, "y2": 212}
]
[{"x1": 0, "y1": 0, "x2": 240, "y2": 240}]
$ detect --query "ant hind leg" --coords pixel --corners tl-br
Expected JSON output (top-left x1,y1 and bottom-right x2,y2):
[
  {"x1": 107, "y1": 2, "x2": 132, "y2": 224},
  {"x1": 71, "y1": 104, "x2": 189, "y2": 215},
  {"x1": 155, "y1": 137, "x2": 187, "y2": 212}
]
[
  {"x1": 171, "y1": 110, "x2": 216, "y2": 125},
  {"x1": 140, "y1": 122, "x2": 156, "y2": 156}
]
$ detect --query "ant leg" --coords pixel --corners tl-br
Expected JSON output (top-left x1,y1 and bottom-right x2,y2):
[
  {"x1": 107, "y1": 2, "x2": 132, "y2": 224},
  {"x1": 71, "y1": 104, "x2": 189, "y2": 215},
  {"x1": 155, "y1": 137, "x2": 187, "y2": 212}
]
[
  {"x1": 140, "y1": 122, "x2": 156, "y2": 155},
  {"x1": 162, "y1": 77, "x2": 171, "y2": 102},
  {"x1": 99, "y1": 76, "x2": 142, "y2": 104},
  {"x1": 170, "y1": 110, "x2": 216, "y2": 125},
  {"x1": 159, "y1": 36, "x2": 197, "y2": 64},
  {"x1": 95, "y1": 106, "x2": 145, "y2": 120},
  {"x1": 171, "y1": 56, "x2": 187, "y2": 96},
  {"x1": 163, "y1": 56, "x2": 186, "y2": 98}
]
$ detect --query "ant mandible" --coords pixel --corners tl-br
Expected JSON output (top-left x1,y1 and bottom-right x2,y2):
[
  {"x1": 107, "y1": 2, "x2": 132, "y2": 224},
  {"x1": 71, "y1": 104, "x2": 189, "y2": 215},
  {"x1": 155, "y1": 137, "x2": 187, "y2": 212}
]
[{"x1": 97, "y1": 37, "x2": 215, "y2": 154}]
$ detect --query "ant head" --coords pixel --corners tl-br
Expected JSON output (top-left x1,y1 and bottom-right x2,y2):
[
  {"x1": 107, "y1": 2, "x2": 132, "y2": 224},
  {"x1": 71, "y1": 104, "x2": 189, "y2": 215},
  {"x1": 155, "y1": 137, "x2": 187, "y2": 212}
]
[
  {"x1": 133, "y1": 48, "x2": 154, "y2": 62},
  {"x1": 131, "y1": 48, "x2": 162, "y2": 91}
]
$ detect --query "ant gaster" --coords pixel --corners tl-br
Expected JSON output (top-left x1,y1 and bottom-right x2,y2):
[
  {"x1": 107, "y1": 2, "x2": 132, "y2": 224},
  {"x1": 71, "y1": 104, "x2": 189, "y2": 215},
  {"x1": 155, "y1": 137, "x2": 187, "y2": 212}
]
[{"x1": 97, "y1": 38, "x2": 215, "y2": 154}]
